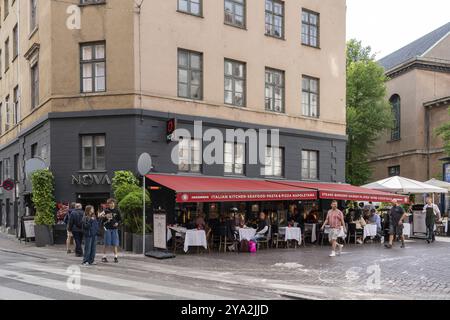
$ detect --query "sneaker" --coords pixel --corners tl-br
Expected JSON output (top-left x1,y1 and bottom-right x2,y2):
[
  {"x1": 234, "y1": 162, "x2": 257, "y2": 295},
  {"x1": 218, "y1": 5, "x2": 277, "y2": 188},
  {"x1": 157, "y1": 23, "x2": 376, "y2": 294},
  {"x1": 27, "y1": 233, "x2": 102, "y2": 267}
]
[
  {"x1": 114, "y1": 257, "x2": 119, "y2": 263},
  {"x1": 89, "y1": 262, "x2": 97, "y2": 266},
  {"x1": 337, "y1": 244, "x2": 344, "y2": 255},
  {"x1": 426, "y1": 239, "x2": 431, "y2": 244},
  {"x1": 329, "y1": 251, "x2": 336, "y2": 257},
  {"x1": 81, "y1": 262, "x2": 89, "y2": 266},
  {"x1": 401, "y1": 242, "x2": 405, "y2": 249},
  {"x1": 384, "y1": 244, "x2": 393, "y2": 249},
  {"x1": 101, "y1": 257, "x2": 108, "y2": 263},
  {"x1": 356, "y1": 239, "x2": 363, "y2": 245}
]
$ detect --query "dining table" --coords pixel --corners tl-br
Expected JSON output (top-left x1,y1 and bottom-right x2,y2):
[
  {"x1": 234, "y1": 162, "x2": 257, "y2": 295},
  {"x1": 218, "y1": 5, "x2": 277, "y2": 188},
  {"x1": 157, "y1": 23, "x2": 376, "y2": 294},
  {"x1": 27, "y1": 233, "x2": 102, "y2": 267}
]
[
  {"x1": 167, "y1": 226, "x2": 208, "y2": 253},
  {"x1": 278, "y1": 227, "x2": 302, "y2": 245},
  {"x1": 363, "y1": 224, "x2": 378, "y2": 240},
  {"x1": 237, "y1": 227, "x2": 257, "y2": 241}
]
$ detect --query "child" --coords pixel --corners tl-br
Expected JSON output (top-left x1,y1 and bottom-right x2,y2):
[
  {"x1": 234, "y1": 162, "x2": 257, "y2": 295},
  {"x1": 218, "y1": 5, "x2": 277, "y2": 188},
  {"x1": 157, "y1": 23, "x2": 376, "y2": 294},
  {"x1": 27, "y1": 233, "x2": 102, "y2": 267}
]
[{"x1": 82, "y1": 205, "x2": 100, "y2": 266}]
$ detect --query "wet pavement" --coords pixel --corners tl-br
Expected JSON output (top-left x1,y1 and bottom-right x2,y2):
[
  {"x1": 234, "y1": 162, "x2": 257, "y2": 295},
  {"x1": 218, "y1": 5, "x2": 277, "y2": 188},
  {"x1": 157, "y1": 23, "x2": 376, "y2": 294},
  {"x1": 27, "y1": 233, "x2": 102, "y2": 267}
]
[{"x1": 0, "y1": 232, "x2": 449, "y2": 300}]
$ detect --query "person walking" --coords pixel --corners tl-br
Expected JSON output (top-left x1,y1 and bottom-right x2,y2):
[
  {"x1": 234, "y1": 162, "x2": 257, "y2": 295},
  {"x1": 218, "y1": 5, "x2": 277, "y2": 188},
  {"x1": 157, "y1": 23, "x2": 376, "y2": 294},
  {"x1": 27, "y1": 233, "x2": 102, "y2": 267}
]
[
  {"x1": 82, "y1": 205, "x2": 100, "y2": 266},
  {"x1": 68, "y1": 203, "x2": 85, "y2": 257},
  {"x1": 64, "y1": 202, "x2": 76, "y2": 254},
  {"x1": 423, "y1": 196, "x2": 441, "y2": 244},
  {"x1": 99, "y1": 199, "x2": 122, "y2": 263},
  {"x1": 385, "y1": 199, "x2": 407, "y2": 249},
  {"x1": 321, "y1": 200, "x2": 346, "y2": 257}
]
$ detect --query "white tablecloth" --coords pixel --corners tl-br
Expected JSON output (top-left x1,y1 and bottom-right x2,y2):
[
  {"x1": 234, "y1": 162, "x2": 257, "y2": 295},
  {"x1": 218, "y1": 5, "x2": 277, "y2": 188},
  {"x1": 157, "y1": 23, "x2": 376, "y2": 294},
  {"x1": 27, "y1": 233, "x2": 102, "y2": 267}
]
[
  {"x1": 278, "y1": 227, "x2": 302, "y2": 244},
  {"x1": 363, "y1": 224, "x2": 378, "y2": 240},
  {"x1": 304, "y1": 223, "x2": 317, "y2": 243},
  {"x1": 184, "y1": 230, "x2": 207, "y2": 253},
  {"x1": 403, "y1": 223, "x2": 411, "y2": 237},
  {"x1": 167, "y1": 226, "x2": 187, "y2": 242},
  {"x1": 238, "y1": 228, "x2": 256, "y2": 241}
]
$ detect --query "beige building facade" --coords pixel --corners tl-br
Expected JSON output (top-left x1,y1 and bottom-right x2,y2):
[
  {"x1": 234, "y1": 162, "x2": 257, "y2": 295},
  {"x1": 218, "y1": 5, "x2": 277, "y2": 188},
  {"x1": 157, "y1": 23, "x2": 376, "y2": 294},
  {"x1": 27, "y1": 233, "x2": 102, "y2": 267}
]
[
  {"x1": 370, "y1": 22, "x2": 450, "y2": 183},
  {"x1": 0, "y1": 0, "x2": 347, "y2": 233}
]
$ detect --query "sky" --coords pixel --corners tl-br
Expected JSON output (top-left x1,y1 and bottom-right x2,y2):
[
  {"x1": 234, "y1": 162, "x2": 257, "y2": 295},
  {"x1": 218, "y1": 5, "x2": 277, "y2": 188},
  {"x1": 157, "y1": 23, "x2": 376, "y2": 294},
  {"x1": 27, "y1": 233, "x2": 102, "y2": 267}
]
[{"x1": 346, "y1": 0, "x2": 450, "y2": 59}]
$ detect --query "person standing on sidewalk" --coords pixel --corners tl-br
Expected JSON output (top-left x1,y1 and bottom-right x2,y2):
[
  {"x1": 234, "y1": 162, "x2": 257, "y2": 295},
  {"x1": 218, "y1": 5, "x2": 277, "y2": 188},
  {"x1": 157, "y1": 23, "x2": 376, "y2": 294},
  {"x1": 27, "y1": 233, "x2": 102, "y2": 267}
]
[
  {"x1": 82, "y1": 205, "x2": 100, "y2": 266},
  {"x1": 385, "y1": 199, "x2": 407, "y2": 249},
  {"x1": 99, "y1": 198, "x2": 122, "y2": 263},
  {"x1": 68, "y1": 203, "x2": 85, "y2": 257},
  {"x1": 423, "y1": 196, "x2": 441, "y2": 244},
  {"x1": 321, "y1": 200, "x2": 346, "y2": 257},
  {"x1": 64, "y1": 202, "x2": 76, "y2": 254}
]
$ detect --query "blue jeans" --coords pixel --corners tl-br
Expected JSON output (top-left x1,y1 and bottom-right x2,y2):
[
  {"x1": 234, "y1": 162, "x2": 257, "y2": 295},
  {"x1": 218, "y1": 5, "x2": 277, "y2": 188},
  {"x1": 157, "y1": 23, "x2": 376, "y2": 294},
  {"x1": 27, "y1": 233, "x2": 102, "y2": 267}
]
[
  {"x1": 83, "y1": 236, "x2": 97, "y2": 264},
  {"x1": 251, "y1": 234, "x2": 266, "y2": 242}
]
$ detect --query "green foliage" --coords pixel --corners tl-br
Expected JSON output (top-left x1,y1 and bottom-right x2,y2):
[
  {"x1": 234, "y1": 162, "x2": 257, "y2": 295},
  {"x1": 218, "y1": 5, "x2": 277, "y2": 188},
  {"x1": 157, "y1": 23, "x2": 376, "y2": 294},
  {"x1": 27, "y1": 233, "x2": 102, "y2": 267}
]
[
  {"x1": 436, "y1": 108, "x2": 450, "y2": 156},
  {"x1": 31, "y1": 170, "x2": 56, "y2": 226},
  {"x1": 119, "y1": 190, "x2": 151, "y2": 234},
  {"x1": 115, "y1": 183, "x2": 141, "y2": 203},
  {"x1": 112, "y1": 171, "x2": 139, "y2": 194},
  {"x1": 346, "y1": 39, "x2": 395, "y2": 186}
]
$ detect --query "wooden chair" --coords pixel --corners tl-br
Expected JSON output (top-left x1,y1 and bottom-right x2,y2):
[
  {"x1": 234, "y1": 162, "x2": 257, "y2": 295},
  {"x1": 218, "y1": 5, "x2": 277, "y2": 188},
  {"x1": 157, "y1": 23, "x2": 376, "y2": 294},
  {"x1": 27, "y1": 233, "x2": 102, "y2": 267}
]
[
  {"x1": 257, "y1": 225, "x2": 271, "y2": 250},
  {"x1": 170, "y1": 228, "x2": 185, "y2": 254}
]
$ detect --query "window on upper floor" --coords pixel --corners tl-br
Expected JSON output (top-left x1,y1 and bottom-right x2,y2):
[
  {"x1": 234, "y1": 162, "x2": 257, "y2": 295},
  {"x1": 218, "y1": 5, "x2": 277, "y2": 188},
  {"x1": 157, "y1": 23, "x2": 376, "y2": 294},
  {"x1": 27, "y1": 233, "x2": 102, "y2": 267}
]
[
  {"x1": 301, "y1": 150, "x2": 319, "y2": 180},
  {"x1": 225, "y1": 0, "x2": 245, "y2": 28},
  {"x1": 265, "y1": 0, "x2": 284, "y2": 39},
  {"x1": 302, "y1": 9, "x2": 319, "y2": 48},
  {"x1": 302, "y1": 76, "x2": 319, "y2": 118},
  {"x1": 30, "y1": 0, "x2": 38, "y2": 32},
  {"x1": 388, "y1": 165, "x2": 400, "y2": 177},
  {"x1": 265, "y1": 68, "x2": 284, "y2": 113},
  {"x1": 81, "y1": 134, "x2": 106, "y2": 170},
  {"x1": 390, "y1": 94, "x2": 401, "y2": 141},
  {"x1": 178, "y1": 49, "x2": 203, "y2": 100},
  {"x1": 4, "y1": 0, "x2": 9, "y2": 20},
  {"x1": 80, "y1": 0, "x2": 106, "y2": 4},
  {"x1": 264, "y1": 146, "x2": 284, "y2": 177},
  {"x1": 12, "y1": 24, "x2": 18, "y2": 59},
  {"x1": 224, "y1": 142, "x2": 245, "y2": 176},
  {"x1": 80, "y1": 42, "x2": 106, "y2": 93},
  {"x1": 3, "y1": 158, "x2": 10, "y2": 179},
  {"x1": 224, "y1": 59, "x2": 246, "y2": 107},
  {"x1": 178, "y1": 138, "x2": 202, "y2": 173},
  {"x1": 178, "y1": 0, "x2": 202, "y2": 16},
  {"x1": 31, "y1": 62, "x2": 39, "y2": 108},
  {"x1": 5, "y1": 95, "x2": 10, "y2": 132},
  {"x1": 13, "y1": 85, "x2": 19, "y2": 124},
  {"x1": 4, "y1": 37, "x2": 9, "y2": 73}
]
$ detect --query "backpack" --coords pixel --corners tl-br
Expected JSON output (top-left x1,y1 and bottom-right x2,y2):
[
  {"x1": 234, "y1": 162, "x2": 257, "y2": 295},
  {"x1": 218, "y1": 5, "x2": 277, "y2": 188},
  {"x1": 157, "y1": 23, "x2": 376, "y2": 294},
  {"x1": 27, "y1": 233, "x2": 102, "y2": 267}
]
[{"x1": 249, "y1": 241, "x2": 257, "y2": 253}]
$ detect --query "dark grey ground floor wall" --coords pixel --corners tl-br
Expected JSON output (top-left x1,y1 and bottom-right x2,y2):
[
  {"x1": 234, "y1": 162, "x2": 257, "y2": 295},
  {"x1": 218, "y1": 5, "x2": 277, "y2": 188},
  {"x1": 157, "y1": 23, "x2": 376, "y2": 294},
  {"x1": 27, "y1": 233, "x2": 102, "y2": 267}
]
[{"x1": 0, "y1": 109, "x2": 347, "y2": 232}]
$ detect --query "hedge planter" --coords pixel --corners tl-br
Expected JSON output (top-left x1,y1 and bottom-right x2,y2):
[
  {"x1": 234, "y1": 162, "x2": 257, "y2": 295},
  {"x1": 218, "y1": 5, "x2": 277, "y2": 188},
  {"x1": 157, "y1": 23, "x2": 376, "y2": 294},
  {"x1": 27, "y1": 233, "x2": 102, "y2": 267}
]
[
  {"x1": 34, "y1": 225, "x2": 54, "y2": 247},
  {"x1": 53, "y1": 224, "x2": 67, "y2": 245},
  {"x1": 132, "y1": 233, "x2": 153, "y2": 254},
  {"x1": 123, "y1": 231, "x2": 133, "y2": 252}
]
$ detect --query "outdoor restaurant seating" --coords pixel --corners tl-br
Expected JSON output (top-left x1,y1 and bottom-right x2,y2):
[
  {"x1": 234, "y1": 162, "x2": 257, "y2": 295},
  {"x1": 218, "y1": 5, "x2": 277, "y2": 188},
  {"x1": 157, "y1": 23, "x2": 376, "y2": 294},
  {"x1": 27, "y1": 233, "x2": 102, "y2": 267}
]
[{"x1": 347, "y1": 223, "x2": 363, "y2": 244}]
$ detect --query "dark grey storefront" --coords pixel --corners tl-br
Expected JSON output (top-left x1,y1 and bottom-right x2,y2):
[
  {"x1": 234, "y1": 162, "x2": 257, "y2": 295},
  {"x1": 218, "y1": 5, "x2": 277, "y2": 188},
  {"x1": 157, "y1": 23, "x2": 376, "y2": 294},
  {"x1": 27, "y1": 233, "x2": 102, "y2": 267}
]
[{"x1": 0, "y1": 109, "x2": 346, "y2": 234}]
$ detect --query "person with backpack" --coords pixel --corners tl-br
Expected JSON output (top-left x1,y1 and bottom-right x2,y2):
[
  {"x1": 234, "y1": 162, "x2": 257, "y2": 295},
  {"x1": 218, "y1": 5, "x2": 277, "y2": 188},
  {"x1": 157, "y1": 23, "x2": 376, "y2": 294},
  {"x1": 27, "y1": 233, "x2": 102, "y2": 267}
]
[
  {"x1": 68, "y1": 203, "x2": 85, "y2": 257},
  {"x1": 64, "y1": 202, "x2": 76, "y2": 254},
  {"x1": 82, "y1": 205, "x2": 100, "y2": 266}
]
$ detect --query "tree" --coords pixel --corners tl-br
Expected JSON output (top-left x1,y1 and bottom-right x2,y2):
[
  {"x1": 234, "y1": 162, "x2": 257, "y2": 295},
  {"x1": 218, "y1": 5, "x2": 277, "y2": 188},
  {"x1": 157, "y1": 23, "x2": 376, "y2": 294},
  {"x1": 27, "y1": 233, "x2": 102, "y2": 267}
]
[
  {"x1": 346, "y1": 39, "x2": 394, "y2": 186},
  {"x1": 436, "y1": 108, "x2": 450, "y2": 155}
]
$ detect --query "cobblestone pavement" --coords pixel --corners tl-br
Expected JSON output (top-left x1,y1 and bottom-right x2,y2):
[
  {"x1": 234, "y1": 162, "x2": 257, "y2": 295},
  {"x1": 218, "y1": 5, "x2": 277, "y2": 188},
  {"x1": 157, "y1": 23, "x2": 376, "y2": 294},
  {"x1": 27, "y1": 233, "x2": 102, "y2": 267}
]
[{"x1": 0, "y1": 232, "x2": 449, "y2": 300}]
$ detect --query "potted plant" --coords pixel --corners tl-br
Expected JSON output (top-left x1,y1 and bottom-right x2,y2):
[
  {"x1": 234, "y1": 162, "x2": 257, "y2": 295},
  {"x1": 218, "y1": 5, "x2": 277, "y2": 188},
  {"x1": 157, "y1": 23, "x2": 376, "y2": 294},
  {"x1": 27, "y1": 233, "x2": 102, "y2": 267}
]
[
  {"x1": 112, "y1": 171, "x2": 141, "y2": 252},
  {"x1": 118, "y1": 189, "x2": 152, "y2": 254},
  {"x1": 31, "y1": 169, "x2": 56, "y2": 247}
]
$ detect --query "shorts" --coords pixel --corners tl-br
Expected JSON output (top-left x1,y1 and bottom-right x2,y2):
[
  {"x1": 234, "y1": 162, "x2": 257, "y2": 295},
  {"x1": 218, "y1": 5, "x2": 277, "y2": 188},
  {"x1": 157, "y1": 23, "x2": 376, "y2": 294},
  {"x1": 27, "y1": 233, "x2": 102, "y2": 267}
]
[
  {"x1": 389, "y1": 223, "x2": 403, "y2": 236},
  {"x1": 328, "y1": 228, "x2": 342, "y2": 241},
  {"x1": 104, "y1": 229, "x2": 120, "y2": 247}
]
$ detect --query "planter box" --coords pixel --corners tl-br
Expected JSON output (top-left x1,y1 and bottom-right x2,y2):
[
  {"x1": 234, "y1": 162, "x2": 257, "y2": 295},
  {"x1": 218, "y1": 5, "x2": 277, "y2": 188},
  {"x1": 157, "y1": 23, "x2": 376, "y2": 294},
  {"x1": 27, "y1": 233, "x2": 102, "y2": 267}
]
[
  {"x1": 53, "y1": 224, "x2": 67, "y2": 245},
  {"x1": 34, "y1": 225, "x2": 54, "y2": 247},
  {"x1": 132, "y1": 233, "x2": 153, "y2": 254},
  {"x1": 123, "y1": 232, "x2": 133, "y2": 252}
]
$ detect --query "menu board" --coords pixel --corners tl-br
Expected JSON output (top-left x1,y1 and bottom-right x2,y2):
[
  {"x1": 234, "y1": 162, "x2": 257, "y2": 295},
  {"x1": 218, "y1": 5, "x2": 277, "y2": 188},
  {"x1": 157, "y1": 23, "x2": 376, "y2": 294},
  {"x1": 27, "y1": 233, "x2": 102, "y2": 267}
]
[
  {"x1": 23, "y1": 218, "x2": 36, "y2": 239},
  {"x1": 153, "y1": 213, "x2": 167, "y2": 250}
]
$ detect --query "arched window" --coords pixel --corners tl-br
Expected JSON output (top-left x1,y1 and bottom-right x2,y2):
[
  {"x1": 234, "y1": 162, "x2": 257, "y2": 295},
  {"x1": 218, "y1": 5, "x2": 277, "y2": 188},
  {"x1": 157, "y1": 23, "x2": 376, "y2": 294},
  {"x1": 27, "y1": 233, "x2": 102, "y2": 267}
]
[{"x1": 390, "y1": 94, "x2": 401, "y2": 141}]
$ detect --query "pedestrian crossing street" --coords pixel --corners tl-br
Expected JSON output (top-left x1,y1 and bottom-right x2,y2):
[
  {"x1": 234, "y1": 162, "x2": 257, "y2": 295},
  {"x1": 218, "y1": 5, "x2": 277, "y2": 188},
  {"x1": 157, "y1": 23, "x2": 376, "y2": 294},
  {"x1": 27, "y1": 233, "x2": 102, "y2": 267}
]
[{"x1": 0, "y1": 261, "x2": 237, "y2": 300}]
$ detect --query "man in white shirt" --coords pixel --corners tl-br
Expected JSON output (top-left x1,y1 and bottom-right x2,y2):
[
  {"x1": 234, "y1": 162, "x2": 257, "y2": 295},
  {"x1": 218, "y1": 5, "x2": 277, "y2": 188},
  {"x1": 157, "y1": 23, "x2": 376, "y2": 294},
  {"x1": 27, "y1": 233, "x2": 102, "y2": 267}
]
[{"x1": 423, "y1": 197, "x2": 441, "y2": 244}]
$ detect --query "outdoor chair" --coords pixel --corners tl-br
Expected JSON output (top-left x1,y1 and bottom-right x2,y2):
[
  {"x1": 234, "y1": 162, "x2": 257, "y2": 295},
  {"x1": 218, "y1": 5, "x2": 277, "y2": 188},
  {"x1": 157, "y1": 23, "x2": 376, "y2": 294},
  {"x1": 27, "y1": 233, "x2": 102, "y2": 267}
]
[
  {"x1": 257, "y1": 225, "x2": 271, "y2": 250},
  {"x1": 347, "y1": 223, "x2": 363, "y2": 244},
  {"x1": 170, "y1": 228, "x2": 185, "y2": 254}
]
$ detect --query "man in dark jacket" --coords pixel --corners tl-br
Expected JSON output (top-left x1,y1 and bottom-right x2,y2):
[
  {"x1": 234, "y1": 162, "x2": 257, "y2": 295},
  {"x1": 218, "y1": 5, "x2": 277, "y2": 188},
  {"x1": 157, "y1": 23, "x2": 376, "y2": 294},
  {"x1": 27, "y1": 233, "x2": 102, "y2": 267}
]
[
  {"x1": 64, "y1": 202, "x2": 76, "y2": 254},
  {"x1": 68, "y1": 203, "x2": 84, "y2": 257}
]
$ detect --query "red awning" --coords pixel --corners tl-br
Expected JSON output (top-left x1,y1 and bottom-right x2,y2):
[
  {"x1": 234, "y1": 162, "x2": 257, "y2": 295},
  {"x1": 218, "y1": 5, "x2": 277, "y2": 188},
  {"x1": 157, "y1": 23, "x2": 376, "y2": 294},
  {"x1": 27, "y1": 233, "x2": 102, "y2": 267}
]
[
  {"x1": 272, "y1": 181, "x2": 409, "y2": 203},
  {"x1": 146, "y1": 174, "x2": 317, "y2": 203}
]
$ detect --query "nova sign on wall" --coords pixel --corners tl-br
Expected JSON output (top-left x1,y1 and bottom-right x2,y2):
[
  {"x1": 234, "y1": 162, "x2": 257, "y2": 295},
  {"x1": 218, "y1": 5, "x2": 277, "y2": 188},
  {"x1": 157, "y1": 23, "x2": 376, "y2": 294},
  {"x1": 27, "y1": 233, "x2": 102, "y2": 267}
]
[{"x1": 72, "y1": 174, "x2": 111, "y2": 186}]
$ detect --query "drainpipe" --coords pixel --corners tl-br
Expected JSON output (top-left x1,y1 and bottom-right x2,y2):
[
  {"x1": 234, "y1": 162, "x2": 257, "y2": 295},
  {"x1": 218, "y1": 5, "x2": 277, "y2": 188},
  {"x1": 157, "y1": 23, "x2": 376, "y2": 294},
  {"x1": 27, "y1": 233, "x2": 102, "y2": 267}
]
[{"x1": 425, "y1": 105, "x2": 431, "y2": 180}]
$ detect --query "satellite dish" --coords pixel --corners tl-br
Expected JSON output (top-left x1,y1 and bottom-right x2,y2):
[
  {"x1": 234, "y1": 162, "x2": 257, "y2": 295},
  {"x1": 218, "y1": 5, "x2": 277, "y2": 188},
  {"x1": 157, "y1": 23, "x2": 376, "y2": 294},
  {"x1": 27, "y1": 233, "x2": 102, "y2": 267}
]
[
  {"x1": 25, "y1": 158, "x2": 47, "y2": 178},
  {"x1": 137, "y1": 153, "x2": 153, "y2": 176}
]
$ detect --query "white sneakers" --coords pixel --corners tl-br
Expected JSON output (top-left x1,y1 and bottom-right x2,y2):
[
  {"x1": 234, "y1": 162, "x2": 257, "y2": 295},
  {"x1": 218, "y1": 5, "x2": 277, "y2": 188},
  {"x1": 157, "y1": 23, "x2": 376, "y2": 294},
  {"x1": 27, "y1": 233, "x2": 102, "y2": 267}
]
[{"x1": 330, "y1": 244, "x2": 344, "y2": 257}]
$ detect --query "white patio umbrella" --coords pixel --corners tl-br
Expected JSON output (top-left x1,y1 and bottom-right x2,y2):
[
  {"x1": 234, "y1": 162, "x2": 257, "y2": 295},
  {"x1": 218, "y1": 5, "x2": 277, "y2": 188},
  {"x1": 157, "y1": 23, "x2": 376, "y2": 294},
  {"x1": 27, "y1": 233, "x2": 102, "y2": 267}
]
[
  {"x1": 424, "y1": 179, "x2": 450, "y2": 191},
  {"x1": 362, "y1": 176, "x2": 448, "y2": 194}
]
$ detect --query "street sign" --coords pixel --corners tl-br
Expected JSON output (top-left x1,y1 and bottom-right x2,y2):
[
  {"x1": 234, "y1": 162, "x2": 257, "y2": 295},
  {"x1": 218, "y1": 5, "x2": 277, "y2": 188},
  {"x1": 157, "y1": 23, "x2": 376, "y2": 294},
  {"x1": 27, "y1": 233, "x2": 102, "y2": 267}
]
[
  {"x1": 137, "y1": 153, "x2": 152, "y2": 176},
  {"x1": 2, "y1": 179, "x2": 14, "y2": 191},
  {"x1": 166, "y1": 118, "x2": 176, "y2": 143}
]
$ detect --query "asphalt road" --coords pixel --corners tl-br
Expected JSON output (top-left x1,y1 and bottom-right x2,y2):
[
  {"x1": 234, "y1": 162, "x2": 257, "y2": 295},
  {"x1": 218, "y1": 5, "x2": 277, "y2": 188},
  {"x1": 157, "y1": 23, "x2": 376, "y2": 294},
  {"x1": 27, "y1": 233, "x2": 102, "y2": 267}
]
[{"x1": 0, "y1": 233, "x2": 449, "y2": 300}]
